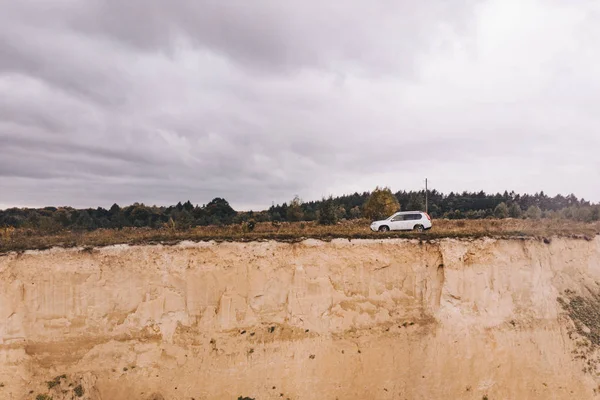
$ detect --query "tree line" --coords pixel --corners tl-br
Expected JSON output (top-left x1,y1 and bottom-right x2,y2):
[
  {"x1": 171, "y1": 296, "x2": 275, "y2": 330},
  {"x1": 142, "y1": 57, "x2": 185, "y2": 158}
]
[
  {"x1": 268, "y1": 189, "x2": 600, "y2": 223},
  {"x1": 1, "y1": 188, "x2": 599, "y2": 232}
]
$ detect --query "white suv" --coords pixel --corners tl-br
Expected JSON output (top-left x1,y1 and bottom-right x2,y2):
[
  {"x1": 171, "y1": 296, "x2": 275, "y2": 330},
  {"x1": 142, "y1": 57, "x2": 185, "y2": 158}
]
[{"x1": 370, "y1": 211, "x2": 432, "y2": 232}]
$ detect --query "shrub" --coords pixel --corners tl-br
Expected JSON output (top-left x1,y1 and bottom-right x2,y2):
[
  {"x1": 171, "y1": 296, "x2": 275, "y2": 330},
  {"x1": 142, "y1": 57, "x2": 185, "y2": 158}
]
[
  {"x1": 240, "y1": 219, "x2": 256, "y2": 234},
  {"x1": 591, "y1": 206, "x2": 600, "y2": 222},
  {"x1": 574, "y1": 207, "x2": 593, "y2": 222},
  {"x1": 525, "y1": 205, "x2": 542, "y2": 220},
  {"x1": 46, "y1": 375, "x2": 66, "y2": 389},
  {"x1": 544, "y1": 210, "x2": 560, "y2": 219},
  {"x1": 349, "y1": 206, "x2": 361, "y2": 219},
  {"x1": 494, "y1": 202, "x2": 509, "y2": 219},
  {"x1": 74, "y1": 385, "x2": 84, "y2": 397},
  {"x1": 335, "y1": 206, "x2": 347, "y2": 220},
  {"x1": 508, "y1": 203, "x2": 522, "y2": 218}
]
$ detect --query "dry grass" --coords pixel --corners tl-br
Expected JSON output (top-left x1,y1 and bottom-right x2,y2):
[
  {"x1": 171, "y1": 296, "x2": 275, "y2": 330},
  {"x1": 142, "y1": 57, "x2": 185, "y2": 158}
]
[{"x1": 1, "y1": 218, "x2": 599, "y2": 254}]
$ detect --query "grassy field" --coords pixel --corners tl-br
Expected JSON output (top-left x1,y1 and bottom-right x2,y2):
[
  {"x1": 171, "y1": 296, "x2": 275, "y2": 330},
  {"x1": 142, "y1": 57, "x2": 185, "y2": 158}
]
[{"x1": 1, "y1": 218, "x2": 599, "y2": 253}]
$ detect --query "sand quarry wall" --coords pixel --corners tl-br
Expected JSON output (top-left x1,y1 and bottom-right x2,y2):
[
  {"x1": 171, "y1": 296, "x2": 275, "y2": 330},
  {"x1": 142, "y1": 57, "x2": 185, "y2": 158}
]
[{"x1": 1, "y1": 237, "x2": 600, "y2": 399}]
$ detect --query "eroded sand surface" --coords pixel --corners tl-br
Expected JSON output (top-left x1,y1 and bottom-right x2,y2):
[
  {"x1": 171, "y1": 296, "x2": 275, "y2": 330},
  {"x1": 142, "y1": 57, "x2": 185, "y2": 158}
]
[{"x1": 1, "y1": 237, "x2": 600, "y2": 399}]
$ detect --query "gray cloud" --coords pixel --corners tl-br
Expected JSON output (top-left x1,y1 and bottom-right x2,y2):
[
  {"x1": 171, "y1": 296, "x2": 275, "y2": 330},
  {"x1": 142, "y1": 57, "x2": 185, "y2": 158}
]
[
  {"x1": 64, "y1": 0, "x2": 477, "y2": 74},
  {"x1": 1, "y1": 0, "x2": 599, "y2": 210}
]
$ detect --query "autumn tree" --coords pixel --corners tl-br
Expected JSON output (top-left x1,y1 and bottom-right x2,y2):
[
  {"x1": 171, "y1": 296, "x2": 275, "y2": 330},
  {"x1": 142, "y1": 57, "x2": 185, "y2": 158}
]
[
  {"x1": 363, "y1": 187, "x2": 400, "y2": 220},
  {"x1": 286, "y1": 195, "x2": 304, "y2": 222}
]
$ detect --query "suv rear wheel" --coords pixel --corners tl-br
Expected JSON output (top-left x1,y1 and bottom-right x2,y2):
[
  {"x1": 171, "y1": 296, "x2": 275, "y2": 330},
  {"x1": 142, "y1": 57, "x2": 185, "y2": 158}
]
[{"x1": 413, "y1": 224, "x2": 424, "y2": 232}]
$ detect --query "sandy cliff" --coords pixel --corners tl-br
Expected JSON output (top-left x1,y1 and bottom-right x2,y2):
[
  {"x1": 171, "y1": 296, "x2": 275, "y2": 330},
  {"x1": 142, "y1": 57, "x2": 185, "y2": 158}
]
[{"x1": 1, "y1": 237, "x2": 600, "y2": 399}]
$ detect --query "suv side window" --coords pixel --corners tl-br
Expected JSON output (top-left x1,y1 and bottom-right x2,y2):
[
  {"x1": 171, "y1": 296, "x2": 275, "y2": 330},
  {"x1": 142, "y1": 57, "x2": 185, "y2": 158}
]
[{"x1": 391, "y1": 214, "x2": 404, "y2": 221}]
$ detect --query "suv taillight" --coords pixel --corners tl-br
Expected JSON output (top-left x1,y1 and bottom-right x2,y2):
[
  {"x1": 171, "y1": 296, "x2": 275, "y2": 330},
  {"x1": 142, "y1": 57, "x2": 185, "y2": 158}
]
[{"x1": 425, "y1": 213, "x2": 431, "y2": 221}]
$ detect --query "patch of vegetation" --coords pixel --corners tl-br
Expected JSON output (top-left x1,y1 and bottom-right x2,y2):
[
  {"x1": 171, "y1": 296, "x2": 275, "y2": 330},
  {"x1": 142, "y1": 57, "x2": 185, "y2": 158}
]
[
  {"x1": 241, "y1": 220, "x2": 256, "y2": 233},
  {"x1": 237, "y1": 397, "x2": 255, "y2": 400},
  {"x1": 36, "y1": 395, "x2": 52, "y2": 400},
  {"x1": 46, "y1": 381, "x2": 60, "y2": 389},
  {"x1": 1, "y1": 218, "x2": 598, "y2": 253},
  {"x1": 46, "y1": 375, "x2": 66, "y2": 389},
  {"x1": 73, "y1": 384, "x2": 84, "y2": 397},
  {"x1": 558, "y1": 287, "x2": 600, "y2": 374},
  {"x1": 558, "y1": 290, "x2": 600, "y2": 346}
]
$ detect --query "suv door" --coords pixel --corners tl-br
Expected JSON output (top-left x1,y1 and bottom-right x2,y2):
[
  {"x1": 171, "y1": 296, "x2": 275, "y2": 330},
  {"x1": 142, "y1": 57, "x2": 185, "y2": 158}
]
[
  {"x1": 408, "y1": 213, "x2": 423, "y2": 229},
  {"x1": 401, "y1": 214, "x2": 415, "y2": 230},
  {"x1": 389, "y1": 214, "x2": 404, "y2": 230}
]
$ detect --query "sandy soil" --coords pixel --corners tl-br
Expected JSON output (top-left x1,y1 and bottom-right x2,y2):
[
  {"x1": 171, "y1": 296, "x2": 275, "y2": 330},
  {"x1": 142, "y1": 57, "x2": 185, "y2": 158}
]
[{"x1": 1, "y1": 237, "x2": 600, "y2": 399}]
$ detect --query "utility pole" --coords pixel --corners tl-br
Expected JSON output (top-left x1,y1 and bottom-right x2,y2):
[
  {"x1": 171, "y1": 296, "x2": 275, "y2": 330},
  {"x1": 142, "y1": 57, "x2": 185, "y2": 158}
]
[{"x1": 425, "y1": 178, "x2": 428, "y2": 214}]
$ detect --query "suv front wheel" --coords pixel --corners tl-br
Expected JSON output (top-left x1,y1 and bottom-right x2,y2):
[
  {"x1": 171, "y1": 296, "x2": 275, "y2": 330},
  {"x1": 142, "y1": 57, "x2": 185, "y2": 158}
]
[{"x1": 378, "y1": 225, "x2": 390, "y2": 232}]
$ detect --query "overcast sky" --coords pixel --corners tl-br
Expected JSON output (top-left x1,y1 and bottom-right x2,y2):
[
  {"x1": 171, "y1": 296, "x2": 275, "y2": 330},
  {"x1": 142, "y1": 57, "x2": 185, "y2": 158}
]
[{"x1": 1, "y1": 0, "x2": 599, "y2": 210}]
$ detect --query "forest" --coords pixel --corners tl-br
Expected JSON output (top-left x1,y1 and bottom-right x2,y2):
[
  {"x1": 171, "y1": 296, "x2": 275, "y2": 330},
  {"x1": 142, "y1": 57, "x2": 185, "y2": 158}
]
[{"x1": 1, "y1": 189, "x2": 599, "y2": 232}]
